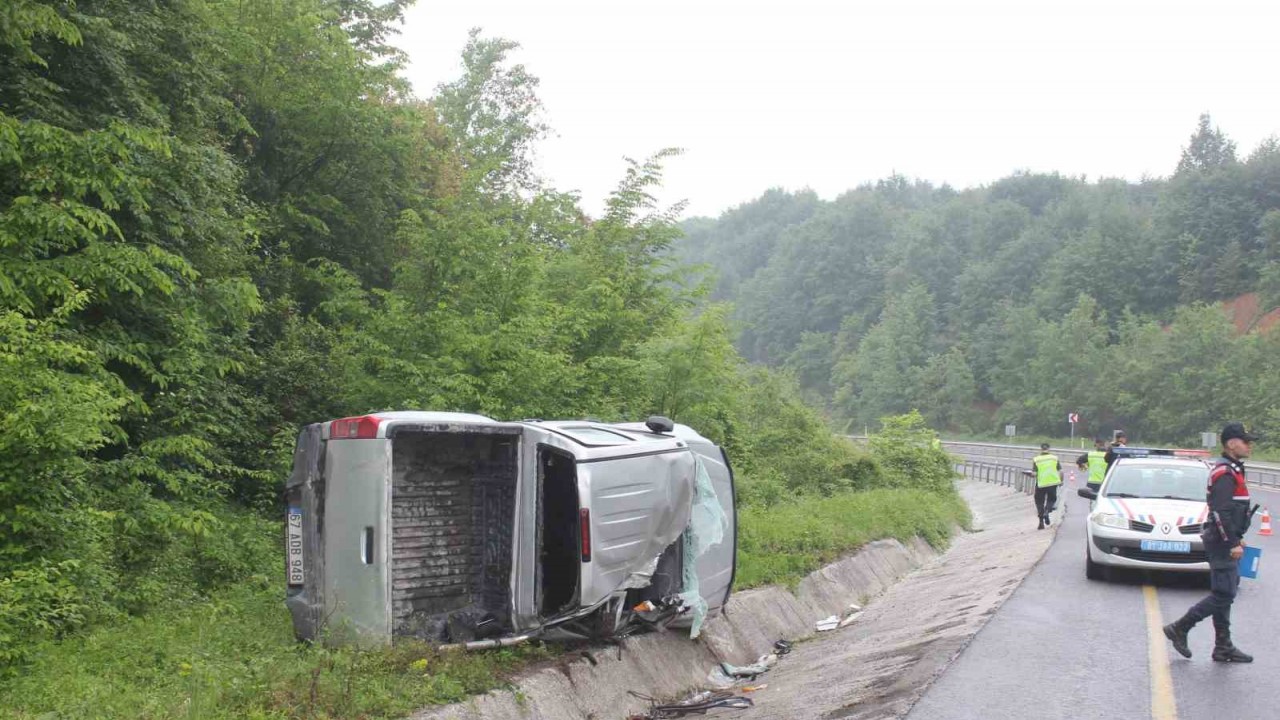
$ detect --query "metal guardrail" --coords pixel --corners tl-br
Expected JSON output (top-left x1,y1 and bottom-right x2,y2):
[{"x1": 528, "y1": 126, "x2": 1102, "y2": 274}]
[
  {"x1": 942, "y1": 440, "x2": 1280, "y2": 489},
  {"x1": 954, "y1": 461, "x2": 1037, "y2": 495}
]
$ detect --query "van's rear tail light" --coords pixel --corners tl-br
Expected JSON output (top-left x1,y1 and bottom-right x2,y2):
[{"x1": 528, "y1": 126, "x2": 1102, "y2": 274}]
[
  {"x1": 330, "y1": 415, "x2": 382, "y2": 440},
  {"x1": 579, "y1": 508, "x2": 592, "y2": 562}
]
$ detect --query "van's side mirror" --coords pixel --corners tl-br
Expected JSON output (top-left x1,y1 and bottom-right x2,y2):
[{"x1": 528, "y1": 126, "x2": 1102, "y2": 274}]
[
  {"x1": 1077, "y1": 487, "x2": 1098, "y2": 500},
  {"x1": 645, "y1": 415, "x2": 675, "y2": 434}
]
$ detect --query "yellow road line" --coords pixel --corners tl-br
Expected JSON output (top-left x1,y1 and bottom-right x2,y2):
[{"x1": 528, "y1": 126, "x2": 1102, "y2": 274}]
[{"x1": 1143, "y1": 585, "x2": 1179, "y2": 720}]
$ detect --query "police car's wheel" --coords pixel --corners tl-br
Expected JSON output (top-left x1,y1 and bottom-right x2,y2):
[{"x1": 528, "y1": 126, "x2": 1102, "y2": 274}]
[{"x1": 1085, "y1": 546, "x2": 1107, "y2": 581}]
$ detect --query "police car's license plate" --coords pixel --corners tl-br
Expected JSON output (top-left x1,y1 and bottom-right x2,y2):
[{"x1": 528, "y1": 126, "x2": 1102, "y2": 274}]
[
  {"x1": 1141, "y1": 540, "x2": 1191, "y2": 553},
  {"x1": 287, "y1": 507, "x2": 305, "y2": 585}
]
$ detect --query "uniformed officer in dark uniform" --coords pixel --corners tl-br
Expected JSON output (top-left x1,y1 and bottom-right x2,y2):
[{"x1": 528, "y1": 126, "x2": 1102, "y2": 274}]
[
  {"x1": 1103, "y1": 430, "x2": 1127, "y2": 471},
  {"x1": 1163, "y1": 422, "x2": 1258, "y2": 663}
]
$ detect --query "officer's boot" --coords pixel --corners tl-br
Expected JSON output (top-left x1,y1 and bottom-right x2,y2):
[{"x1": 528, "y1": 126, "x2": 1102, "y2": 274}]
[
  {"x1": 1163, "y1": 618, "x2": 1194, "y2": 659},
  {"x1": 1211, "y1": 621, "x2": 1253, "y2": 663}
]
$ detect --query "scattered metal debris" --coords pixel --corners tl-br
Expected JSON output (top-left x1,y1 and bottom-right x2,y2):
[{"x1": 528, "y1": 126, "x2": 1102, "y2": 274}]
[
  {"x1": 638, "y1": 638, "x2": 792, "y2": 716},
  {"x1": 628, "y1": 690, "x2": 754, "y2": 718}
]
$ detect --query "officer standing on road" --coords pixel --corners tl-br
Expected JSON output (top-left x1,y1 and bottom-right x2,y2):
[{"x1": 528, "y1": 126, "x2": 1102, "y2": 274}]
[
  {"x1": 1163, "y1": 422, "x2": 1259, "y2": 663},
  {"x1": 1076, "y1": 437, "x2": 1109, "y2": 492},
  {"x1": 1104, "y1": 431, "x2": 1127, "y2": 470},
  {"x1": 1032, "y1": 443, "x2": 1062, "y2": 530}
]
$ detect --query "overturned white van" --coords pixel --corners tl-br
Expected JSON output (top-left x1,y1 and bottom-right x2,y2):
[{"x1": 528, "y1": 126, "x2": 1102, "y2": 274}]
[{"x1": 284, "y1": 412, "x2": 735, "y2": 647}]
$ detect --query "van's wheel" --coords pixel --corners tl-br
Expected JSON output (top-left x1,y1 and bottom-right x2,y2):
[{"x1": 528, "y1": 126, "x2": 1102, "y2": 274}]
[{"x1": 1085, "y1": 547, "x2": 1107, "y2": 581}]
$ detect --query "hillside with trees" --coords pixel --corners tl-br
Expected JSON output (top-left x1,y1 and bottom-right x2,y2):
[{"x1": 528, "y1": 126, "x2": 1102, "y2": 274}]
[
  {"x1": 1, "y1": 4, "x2": 973, "y2": 715},
  {"x1": 678, "y1": 116, "x2": 1280, "y2": 443},
  {"x1": 0, "y1": 0, "x2": 739, "y2": 662}
]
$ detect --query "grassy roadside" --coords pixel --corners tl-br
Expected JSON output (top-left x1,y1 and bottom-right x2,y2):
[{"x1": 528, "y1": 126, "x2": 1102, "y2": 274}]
[
  {"x1": 1, "y1": 489, "x2": 971, "y2": 718},
  {"x1": 735, "y1": 488, "x2": 972, "y2": 589},
  {"x1": 0, "y1": 577, "x2": 558, "y2": 720}
]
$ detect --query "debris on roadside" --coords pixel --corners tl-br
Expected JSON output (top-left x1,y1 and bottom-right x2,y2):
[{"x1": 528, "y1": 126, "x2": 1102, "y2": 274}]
[
  {"x1": 719, "y1": 652, "x2": 778, "y2": 679},
  {"x1": 839, "y1": 611, "x2": 863, "y2": 628},
  {"x1": 818, "y1": 603, "x2": 864, "y2": 631},
  {"x1": 643, "y1": 638, "x2": 790, "y2": 716},
  {"x1": 627, "y1": 690, "x2": 754, "y2": 719},
  {"x1": 705, "y1": 664, "x2": 736, "y2": 689}
]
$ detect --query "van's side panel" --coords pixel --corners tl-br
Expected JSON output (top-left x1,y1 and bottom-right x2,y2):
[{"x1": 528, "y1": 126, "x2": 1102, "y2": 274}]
[
  {"x1": 323, "y1": 438, "x2": 393, "y2": 644},
  {"x1": 577, "y1": 450, "x2": 695, "y2": 607}
]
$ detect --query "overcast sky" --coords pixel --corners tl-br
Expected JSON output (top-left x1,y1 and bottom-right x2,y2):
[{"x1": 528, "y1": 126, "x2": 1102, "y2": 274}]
[{"x1": 400, "y1": 0, "x2": 1279, "y2": 219}]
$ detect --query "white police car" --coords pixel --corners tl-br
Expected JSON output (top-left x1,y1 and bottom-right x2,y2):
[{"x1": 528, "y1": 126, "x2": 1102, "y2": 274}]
[{"x1": 1077, "y1": 448, "x2": 1211, "y2": 580}]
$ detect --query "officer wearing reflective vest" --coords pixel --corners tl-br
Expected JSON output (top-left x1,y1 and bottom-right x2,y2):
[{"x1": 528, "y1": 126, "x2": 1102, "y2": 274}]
[
  {"x1": 1031, "y1": 443, "x2": 1062, "y2": 530},
  {"x1": 1075, "y1": 437, "x2": 1108, "y2": 492},
  {"x1": 1164, "y1": 422, "x2": 1259, "y2": 663}
]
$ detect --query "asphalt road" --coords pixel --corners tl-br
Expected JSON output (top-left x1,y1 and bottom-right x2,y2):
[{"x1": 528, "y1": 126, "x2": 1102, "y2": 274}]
[{"x1": 907, "y1": 473, "x2": 1280, "y2": 720}]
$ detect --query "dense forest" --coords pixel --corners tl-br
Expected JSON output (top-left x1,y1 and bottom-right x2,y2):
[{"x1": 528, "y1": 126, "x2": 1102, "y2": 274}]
[
  {"x1": 678, "y1": 117, "x2": 1280, "y2": 444},
  {"x1": 4, "y1": 0, "x2": 941, "y2": 687}
]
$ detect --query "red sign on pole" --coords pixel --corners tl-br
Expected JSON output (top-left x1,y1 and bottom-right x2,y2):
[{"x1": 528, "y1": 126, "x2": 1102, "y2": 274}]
[{"x1": 1068, "y1": 413, "x2": 1079, "y2": 424}]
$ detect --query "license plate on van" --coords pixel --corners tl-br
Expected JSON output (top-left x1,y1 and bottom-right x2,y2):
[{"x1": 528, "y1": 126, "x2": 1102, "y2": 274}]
[
  {"x1": 287, "y1": 507, "x2": 305, "y2": 585},
  {"x1": 1141, "y1": 540, "x2": 1190, "y2": 554}
]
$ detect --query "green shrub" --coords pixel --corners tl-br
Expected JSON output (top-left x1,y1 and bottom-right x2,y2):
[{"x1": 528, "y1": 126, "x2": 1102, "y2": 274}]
[
  {"x1": 0, "y1": 561, "x2": 91, "y2": 672},
  {"x1": 866, "y1": 411, "x2": 958, "y2": 495}
]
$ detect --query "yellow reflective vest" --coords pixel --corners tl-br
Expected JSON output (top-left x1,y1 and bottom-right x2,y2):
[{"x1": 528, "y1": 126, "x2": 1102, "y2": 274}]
[
  {"x1": 1033, "y1": 453, "x2": 1061, "y2": 487},
  {"x1": 1087, "y1": 450, "x2": 1106, "y2": 485}
]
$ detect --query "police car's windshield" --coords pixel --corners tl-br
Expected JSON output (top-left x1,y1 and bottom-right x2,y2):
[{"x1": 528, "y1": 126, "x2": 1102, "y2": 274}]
[{"x1": 1103, "y1": 463, "x2": 1207, "y2": 501}]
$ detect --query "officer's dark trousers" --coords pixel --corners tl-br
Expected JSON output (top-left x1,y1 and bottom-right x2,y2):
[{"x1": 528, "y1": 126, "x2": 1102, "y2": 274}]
[
  {"x1": 1034, "y1": 485, "x2": 1058, "y2": 519},
  {"x1": 1178, "y1": 563, "x2": 1239, "y2": 639}
]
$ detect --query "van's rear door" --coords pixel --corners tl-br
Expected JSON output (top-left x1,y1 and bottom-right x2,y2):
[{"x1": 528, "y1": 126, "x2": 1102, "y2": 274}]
[{"x1": 322, "y1": 433, "x2": 392, "y2": 643}]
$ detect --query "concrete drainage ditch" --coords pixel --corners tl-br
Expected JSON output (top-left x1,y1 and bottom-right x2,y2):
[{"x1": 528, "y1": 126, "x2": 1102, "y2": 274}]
[{"x1": 409, "y1": 536, "x2": 941, "y2": 720}]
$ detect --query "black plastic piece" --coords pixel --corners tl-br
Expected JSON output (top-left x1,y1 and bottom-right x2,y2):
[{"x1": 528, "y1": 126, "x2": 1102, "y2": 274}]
[{"x1": 645, "y1": 415, "x2": 675, "y2": 434}]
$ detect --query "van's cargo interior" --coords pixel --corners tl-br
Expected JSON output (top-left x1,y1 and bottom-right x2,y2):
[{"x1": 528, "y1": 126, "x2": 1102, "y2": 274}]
[
  {"x1": 390, "y1": 431, "x2": 518, "y2": 642},
  {"x1": 537, "y1": 449, "x2": 579, "y2": 617}
]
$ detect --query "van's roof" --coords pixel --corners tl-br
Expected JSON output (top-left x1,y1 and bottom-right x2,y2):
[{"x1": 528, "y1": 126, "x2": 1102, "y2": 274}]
[
  {"x1": 611, "y1": 421, "x2": 714, "y2": 446},
  {"x1": 324, "y1": 414, "x2": 710, "y2": 457},
  {"x1": 370, "y1": 410, "x2": 495, "y2": 423}
]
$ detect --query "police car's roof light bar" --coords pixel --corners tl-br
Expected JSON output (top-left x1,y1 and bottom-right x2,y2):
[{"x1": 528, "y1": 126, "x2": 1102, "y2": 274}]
[
  {"x1": 1110, "y1": 447, "x2": 1175, "y2": 459},
  {"x1": 1110, "y1": 447, "x2": 1209, "y2": 460}
]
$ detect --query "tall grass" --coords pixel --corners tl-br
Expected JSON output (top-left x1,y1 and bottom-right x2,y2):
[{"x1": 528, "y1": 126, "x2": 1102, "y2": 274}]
[
  {"x1": 735, "y1": 488, "x2": 971, "y2": 589},
  {"x1": 0, "y1": 579, "x2": 556, "y2": 720}
]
